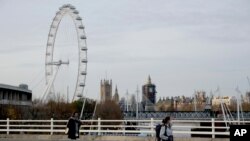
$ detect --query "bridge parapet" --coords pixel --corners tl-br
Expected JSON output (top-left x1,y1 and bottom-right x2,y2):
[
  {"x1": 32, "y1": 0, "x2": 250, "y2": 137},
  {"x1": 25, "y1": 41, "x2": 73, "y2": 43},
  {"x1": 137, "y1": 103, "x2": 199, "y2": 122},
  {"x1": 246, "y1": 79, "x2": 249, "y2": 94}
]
[{"x1": 0, "y1": 118, "x2": 242, "y2": 139}]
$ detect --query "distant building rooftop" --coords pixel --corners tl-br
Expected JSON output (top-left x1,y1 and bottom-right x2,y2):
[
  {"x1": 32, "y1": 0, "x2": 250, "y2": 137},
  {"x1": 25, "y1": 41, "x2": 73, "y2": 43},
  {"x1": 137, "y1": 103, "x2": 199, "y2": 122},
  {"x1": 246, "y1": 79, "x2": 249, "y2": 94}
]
[{"x1": 0, "y1": 83, "x2": 32, "y2": 93}]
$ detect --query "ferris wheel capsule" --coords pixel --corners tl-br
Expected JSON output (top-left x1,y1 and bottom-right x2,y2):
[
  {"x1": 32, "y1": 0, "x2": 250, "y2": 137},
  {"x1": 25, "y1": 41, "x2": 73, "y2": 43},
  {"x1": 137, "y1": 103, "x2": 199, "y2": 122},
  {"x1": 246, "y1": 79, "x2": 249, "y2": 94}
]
[
  {"x1": 81, "y1": 47, "x2": 87, "y2": 51},
  {"x1": 79, "y1": 83, "x2": 85, "y2": 87},
  {"x1": 81, "y1": 59, "x2": 88, "y2": 63},
  {"x1": 70, "y1": 6, "x2": 76, "y2": 10},
  {"x1": 76, "y1": 17, "x2": 82, "y2": 20},
  {"x1": 81, "y1": 71, "x2": 87, "y2": 75},
  {"x1": 63, "y1": 4, "x2": 70, "y2": 8},
  {"x1": 77, "y1": 94, "x2": 82, "y2": 97},
  {"x1": 73, "y1": 10, "x2": 79, "y2": 14},
  {"x1": 80, "y1": 35, "x2": 87, "y2": 39},
  {"x1": 78, "y1": 25, "x2": 85, "y2": 29}
]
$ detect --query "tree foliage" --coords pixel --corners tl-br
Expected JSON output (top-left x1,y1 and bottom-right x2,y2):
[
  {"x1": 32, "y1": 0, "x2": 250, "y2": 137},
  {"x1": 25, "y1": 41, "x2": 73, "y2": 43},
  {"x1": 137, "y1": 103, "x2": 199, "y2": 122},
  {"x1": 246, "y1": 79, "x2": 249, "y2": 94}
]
[{"x1": 95, "y1": 100, "x2": 123, "y2": 120}]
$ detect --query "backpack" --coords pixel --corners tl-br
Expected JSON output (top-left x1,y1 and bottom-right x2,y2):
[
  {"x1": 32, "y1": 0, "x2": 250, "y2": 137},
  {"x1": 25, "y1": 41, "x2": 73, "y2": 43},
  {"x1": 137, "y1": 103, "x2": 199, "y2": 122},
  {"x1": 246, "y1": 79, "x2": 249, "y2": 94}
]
[{"x1": 155, "y1": 124, "x2": 162, "y2": 140}]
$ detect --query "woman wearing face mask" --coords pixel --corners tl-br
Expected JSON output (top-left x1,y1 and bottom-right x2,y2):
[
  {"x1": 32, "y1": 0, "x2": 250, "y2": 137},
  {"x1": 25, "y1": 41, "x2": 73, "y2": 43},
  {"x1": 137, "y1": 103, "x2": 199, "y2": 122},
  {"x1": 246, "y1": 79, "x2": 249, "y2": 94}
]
[{"x1": 159, "y1": 116, "x2": 173, "y2": 141}]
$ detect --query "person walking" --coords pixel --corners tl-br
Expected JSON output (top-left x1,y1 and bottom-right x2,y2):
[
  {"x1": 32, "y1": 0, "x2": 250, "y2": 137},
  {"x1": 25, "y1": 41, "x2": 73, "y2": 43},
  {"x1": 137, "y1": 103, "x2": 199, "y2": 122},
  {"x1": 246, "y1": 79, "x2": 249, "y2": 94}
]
[
  {"x1": 67, "y1": 112, "x2": 82, "y2": 140},
  {"x1": 159, "y1": 116, "x2": 173, "y2": 141},
  {"x1": 155, "y1": 119, "x2": 166, "y2": 141}
]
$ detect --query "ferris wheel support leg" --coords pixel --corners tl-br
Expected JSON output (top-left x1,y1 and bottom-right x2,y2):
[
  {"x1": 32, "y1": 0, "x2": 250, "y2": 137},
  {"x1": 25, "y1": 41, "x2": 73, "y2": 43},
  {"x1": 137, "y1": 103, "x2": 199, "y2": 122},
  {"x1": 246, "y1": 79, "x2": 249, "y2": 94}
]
[
  {"x1": 80, "y1": 98, "x2": 86, "y2": 119},
  {"x1": 42, "y1": 66, "x2": 60, "y2": 103}
]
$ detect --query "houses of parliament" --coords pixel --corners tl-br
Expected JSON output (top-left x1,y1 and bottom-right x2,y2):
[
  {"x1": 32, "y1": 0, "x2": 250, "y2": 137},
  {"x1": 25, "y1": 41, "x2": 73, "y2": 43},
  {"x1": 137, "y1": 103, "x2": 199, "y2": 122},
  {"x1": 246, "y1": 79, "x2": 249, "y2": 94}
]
[
  {"x1": 100, "y1": 79, "x2": 119, "y2": 103},
  {"x1": 100, "y1": 76, "x2": 157, "y2": 112}
]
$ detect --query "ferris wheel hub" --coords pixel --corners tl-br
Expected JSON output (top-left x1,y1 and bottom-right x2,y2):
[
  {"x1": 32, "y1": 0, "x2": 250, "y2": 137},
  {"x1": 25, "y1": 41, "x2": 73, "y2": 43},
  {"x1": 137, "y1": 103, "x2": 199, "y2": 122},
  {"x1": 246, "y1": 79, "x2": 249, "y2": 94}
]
[{"x1": 46, "y1": 60, "x2": 69, "y2": 66}]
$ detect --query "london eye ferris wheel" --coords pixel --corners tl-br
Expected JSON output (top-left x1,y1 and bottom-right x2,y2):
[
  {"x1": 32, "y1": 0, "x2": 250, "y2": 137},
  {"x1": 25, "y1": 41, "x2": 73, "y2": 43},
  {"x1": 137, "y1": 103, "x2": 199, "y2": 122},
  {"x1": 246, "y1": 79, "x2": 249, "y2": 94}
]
[{"x1": 43, "y1": 4, "x2": 87, "y2": 102}]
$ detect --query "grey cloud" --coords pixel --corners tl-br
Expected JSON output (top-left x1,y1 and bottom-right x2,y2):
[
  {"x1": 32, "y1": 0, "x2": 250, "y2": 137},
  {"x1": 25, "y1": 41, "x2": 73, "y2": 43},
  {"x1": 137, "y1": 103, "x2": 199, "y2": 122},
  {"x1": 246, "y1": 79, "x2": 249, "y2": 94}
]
[{"x1": 0, "y1": 0, "x2": 250, "y2": 100}]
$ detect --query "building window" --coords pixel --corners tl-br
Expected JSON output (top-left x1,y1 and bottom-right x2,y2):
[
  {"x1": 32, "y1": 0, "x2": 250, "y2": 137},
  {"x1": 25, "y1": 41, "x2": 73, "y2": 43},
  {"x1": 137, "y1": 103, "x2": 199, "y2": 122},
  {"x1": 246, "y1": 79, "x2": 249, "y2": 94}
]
[
  {"x1": 19, "y1": 94, "x2": 22, "y2": 101},
  {"x1": 3, "y1": 91, "x2": 7, "y2": 99},
  {"x1": 7, "y1": 93, "x2": 10, "y2": 100},
  {"x1": 11, "y1": 91, "x2": 14, "y2": 100},
  {"x1": 0, "y1": 91, "x2": 2, "y2": 100},
  {"x1": 13, "y1": 92, "x2": 16, "y2": 100},
  {"x1": 27, "y1": 94, "x2": 32, "y2": 101},
  {"x1": 23, "y1": 94, "x2": 27, "y2": 101}
]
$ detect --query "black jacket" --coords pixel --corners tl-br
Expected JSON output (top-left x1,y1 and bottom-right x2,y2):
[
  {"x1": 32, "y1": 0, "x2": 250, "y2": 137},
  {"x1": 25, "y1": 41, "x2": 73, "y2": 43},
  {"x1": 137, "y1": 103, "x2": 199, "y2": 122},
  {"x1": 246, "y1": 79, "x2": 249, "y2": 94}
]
[{"x1": 67, "y1": 117, "x2": 82, "y2": 139}]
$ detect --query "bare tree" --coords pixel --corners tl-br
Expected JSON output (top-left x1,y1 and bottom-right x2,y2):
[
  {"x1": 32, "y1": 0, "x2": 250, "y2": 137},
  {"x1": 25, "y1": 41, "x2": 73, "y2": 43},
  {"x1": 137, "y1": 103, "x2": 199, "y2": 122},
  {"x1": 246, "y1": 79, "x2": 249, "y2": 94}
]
[{"x1": 95, "y1": 100, "x2": 123, "y2": 120}]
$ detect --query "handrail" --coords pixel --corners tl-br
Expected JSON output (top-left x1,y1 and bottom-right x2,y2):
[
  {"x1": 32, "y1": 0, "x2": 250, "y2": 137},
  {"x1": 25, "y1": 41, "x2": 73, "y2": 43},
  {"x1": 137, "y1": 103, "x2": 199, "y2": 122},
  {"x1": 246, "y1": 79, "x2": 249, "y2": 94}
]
[{"x1": 0, "y1": 118, "x2": 244, "y2": 138}]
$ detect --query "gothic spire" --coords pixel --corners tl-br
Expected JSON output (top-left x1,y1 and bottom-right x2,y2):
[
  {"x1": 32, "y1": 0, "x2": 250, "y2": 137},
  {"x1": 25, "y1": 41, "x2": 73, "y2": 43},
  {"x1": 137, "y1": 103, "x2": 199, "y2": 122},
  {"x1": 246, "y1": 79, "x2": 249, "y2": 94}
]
[
  {"x1": 115, "y1": 85, "x2": 118, "y2": 94},
  {"x1": 148, "y1": 75, "x2": 151, "y2": 84}
]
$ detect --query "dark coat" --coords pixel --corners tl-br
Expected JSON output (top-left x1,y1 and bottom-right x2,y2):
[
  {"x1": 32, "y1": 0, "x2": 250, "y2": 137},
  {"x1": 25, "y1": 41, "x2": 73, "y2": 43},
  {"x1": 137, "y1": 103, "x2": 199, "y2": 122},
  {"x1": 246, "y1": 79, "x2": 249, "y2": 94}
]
[{"x1": 67, "y1": 117, "x2": 82, "y2": 139}]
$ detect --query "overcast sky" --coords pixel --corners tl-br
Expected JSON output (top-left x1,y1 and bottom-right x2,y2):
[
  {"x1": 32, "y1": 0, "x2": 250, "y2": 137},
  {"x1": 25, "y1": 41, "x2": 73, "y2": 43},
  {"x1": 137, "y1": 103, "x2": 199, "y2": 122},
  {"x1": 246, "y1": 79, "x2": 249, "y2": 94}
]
[{"x1": 0, "y1": 0, "x2": 250, "y2": 101}]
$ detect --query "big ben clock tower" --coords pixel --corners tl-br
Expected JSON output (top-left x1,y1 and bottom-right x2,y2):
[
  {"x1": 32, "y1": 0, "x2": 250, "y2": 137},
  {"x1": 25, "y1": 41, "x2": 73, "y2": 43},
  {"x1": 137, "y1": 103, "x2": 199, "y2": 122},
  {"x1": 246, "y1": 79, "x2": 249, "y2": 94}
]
[{"x1": 142, "y1": 75, "x2": 156, "y2": 111}]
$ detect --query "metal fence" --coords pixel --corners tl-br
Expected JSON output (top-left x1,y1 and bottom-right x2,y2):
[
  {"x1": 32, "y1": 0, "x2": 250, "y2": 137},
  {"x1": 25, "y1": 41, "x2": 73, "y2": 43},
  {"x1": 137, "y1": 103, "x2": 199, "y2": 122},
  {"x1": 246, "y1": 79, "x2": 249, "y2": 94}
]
[
  {"x1": 123, "y1": 111, "x2": 250, "y2": 119},
  {"x1": 0, "y1": 118, "x2": 248, "y2": 138}
]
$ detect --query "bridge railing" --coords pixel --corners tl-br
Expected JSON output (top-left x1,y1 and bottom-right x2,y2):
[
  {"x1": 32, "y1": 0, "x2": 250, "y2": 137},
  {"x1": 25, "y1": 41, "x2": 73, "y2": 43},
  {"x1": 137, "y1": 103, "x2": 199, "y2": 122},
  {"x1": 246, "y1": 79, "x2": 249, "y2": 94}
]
[{"x1": 0, "y1": 118, "x2": 248, "y2": 138}]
